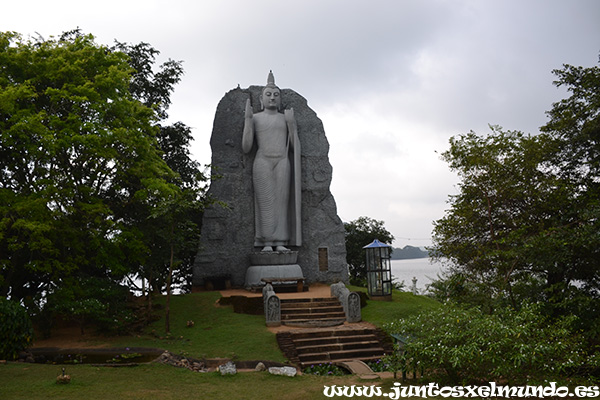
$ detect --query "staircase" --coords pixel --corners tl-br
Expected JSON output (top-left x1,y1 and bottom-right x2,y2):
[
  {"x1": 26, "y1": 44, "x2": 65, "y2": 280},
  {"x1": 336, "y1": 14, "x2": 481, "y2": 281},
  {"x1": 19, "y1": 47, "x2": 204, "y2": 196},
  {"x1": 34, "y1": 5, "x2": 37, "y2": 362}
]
[
  {"x1": 280, "y1": 297, "x2": 346, "y2": 327},
  {"x1": 276, "y1": 327, "x2": 392, "y2": 369}
]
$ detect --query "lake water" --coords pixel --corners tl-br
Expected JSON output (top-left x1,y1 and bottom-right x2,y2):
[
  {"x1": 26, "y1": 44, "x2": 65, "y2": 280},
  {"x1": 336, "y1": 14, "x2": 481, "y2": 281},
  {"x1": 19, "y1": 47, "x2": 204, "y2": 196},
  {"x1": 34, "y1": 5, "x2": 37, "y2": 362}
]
[{"x1": 390, "y1": 258, "x2": 445, "y2": 293}]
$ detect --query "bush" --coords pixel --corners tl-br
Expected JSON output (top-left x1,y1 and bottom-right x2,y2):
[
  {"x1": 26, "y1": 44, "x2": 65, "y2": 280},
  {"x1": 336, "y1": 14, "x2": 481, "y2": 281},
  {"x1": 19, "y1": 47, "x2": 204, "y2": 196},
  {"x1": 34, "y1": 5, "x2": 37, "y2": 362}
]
[
  {"x1": 384, "y1": 303, "x2": 599, "y2": 384},
  {"x1": 0, "y1": 298, "x2": 34, "y2": 360},
  {"x1": 303, "y1": 362, "x2": 347, "y2": 376},
  {"x1": 44, "y1": 278, "x2": 136, "y2": 335}
]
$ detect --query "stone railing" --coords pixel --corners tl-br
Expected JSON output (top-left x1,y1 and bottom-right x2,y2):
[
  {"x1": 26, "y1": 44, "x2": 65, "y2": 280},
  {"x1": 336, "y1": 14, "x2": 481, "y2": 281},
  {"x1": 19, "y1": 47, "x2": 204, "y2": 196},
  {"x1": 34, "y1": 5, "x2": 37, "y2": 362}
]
[
  {"x1": 330, "y1": 282, "x2": 361, "y2": 323},
  {"x1": 262, "y1": 283, "x2": 281, "y2": 327}
]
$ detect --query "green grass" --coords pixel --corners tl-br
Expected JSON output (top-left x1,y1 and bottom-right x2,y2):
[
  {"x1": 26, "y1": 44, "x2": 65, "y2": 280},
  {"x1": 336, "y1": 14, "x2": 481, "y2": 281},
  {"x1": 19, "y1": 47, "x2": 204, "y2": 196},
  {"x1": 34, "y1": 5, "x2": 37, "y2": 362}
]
[
  {"x1": 349, "y1": 286, "x2": 441, "y2": 327},
  {"x1": 4, "y1": 288, "x2": 445, "y2": 400},
  {"x1": 106, "y1": 288, "x2": 439, "y2": 360},
  {"x1": 111, "y1": 292, "x2": 285, "y2": 362},
  {"x1": 0, "y1": 362, "x2": 376, "y2": 400},
  {"x1": 0, "y1": 362, "x2": 457, "y2": 400}
]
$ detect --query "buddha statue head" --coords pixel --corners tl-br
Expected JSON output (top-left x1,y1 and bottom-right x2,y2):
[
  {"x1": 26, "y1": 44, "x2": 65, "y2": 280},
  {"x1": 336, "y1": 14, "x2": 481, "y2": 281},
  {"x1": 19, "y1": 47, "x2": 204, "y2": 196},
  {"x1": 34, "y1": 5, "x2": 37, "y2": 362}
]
[{"x1": 260, "y1": 70, "x2": 281, "y2": 111}]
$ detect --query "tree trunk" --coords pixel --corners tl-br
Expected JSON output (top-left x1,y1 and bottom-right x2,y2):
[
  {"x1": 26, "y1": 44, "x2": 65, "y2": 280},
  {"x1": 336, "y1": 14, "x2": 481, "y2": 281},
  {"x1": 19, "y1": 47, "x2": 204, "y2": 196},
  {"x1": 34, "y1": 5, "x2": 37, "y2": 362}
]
[
  {"x1": 146, "y1": 271, "x2": 153, "y2": 323},
  {"x1": 165, "y1": 223, "x2": 174, "y2": 334}
]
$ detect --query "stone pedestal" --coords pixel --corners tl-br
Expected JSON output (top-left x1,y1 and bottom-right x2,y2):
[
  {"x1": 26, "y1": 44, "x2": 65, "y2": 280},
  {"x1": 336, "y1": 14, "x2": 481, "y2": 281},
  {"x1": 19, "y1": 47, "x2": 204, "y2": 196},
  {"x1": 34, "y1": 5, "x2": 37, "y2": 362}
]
[{"x1": 244, "y1": 251, "x2": 304, "y2": 288}]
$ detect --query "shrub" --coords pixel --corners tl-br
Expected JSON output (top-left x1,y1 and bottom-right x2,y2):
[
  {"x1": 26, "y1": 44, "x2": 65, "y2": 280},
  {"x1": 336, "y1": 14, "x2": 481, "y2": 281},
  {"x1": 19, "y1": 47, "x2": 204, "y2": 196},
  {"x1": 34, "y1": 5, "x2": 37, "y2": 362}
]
[
  {"x1": 380, "y1": 343, "x2": 411, "y2": 379},
  {"x1": 384, "y1": 303, "x2": 598, "y2": 384},
  {"x1": 44, "y1": 278, "x2": 136, "y2": 335},
  {"x1": 303, "y1": 362, "x2": 347, "y2": 376},
  {"x1": 0, "y1": 297, "x2": 34, "y2": 360}
]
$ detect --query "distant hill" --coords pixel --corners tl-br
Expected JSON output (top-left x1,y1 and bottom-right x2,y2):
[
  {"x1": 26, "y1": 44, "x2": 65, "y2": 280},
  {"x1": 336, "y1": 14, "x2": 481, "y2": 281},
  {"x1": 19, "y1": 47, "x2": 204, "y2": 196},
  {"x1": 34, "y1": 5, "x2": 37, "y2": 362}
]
[{"x1": 390, "y1": 245, "x2": 429, "y2": 260}]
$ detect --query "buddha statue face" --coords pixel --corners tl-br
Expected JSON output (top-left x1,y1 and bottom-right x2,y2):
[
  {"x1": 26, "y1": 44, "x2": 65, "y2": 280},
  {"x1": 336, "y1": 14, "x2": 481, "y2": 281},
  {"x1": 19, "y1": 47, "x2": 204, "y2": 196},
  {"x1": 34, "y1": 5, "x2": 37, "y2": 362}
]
[{"x1": 261, "y1": 86, "x2": 281, "y2": 110}]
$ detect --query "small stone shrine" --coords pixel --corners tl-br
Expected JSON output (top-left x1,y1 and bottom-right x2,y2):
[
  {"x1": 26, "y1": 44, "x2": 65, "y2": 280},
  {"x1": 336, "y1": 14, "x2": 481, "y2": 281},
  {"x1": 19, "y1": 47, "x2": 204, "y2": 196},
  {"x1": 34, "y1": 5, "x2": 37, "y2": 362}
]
[{"x1": 193, "y1": 72, "x2": 348, "y2": 289}]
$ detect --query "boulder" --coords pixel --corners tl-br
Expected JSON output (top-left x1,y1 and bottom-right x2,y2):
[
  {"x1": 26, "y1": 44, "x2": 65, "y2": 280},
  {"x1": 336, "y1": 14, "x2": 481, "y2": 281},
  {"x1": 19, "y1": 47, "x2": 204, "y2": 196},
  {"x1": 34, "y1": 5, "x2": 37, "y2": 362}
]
[{"x1": 219, "y1": 361, "x2": 237, "y2": 375}]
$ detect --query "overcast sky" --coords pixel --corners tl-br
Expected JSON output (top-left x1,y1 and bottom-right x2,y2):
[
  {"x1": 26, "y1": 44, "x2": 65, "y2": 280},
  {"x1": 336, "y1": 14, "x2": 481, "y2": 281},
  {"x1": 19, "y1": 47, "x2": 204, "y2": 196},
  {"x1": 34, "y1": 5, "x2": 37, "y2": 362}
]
[{"x1": 3, "y1": 0, "x2": 599, "y2": 248}]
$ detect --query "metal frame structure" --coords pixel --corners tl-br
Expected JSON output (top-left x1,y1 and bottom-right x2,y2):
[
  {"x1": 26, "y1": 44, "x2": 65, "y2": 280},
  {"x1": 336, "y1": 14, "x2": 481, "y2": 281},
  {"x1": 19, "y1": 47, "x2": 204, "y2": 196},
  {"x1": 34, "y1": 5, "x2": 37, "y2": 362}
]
[{"x1": 363, "y1": 239, "x2": 392, "y2": 300}]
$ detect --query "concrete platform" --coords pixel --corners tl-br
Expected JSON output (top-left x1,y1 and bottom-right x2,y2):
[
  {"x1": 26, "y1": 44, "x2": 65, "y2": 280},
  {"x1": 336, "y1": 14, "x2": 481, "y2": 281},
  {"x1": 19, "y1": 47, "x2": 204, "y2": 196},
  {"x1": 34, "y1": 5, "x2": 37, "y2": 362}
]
[{"x1": 220, "y1": 283, "x2": 333, "y2": 300}]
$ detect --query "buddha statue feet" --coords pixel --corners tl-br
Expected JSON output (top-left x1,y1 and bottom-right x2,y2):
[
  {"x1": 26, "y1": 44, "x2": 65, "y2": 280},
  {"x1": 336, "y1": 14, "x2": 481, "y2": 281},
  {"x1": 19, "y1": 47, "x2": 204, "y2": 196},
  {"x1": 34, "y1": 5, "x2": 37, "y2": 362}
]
[{"x1": 260, "y1": 245, "x2": 291, "y2": 252}]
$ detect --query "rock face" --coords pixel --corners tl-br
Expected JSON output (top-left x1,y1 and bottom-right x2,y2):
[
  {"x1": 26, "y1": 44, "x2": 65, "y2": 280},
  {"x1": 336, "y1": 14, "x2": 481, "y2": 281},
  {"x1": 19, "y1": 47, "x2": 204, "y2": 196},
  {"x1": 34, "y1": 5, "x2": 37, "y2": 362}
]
[{"x1": 193, "y1": 85, "x2": 348, "y2": 288}]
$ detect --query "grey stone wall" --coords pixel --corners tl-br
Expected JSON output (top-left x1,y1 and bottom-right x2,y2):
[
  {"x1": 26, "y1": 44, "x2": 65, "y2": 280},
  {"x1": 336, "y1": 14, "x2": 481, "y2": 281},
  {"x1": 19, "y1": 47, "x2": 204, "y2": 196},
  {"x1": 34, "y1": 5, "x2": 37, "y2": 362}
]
[{"x1": 193, "y1": 85, "x2": 348, "y2": 288}]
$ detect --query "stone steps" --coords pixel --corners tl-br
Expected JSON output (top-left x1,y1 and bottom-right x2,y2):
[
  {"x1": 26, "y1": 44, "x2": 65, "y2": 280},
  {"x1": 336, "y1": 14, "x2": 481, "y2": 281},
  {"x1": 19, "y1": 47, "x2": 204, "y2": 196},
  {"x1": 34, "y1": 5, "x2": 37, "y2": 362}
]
[
  {"x1": 295, "y1": 340, "x2": 381, "y2": 354},
  {"x1": 293, "y1": 334, "x2": 377, "y2": 347},
  {"x1": 298, "y1": 348, "x2": 386, "y2": 365},
  {"x1": 281, "y1": 297, "x2": 339, "y2": 305},
  {"x1": 282, "y1": 311, "x2": 346, "y2": 320},
  {"x1": 282, "y1": 306, "x2": 344, "y2": 315},
  {"x1": 280, "y1": 297, "x2": 345, "y2": 327},
  {"x1": 276, "y1": 327, "x2": 393, "y2": 369}
]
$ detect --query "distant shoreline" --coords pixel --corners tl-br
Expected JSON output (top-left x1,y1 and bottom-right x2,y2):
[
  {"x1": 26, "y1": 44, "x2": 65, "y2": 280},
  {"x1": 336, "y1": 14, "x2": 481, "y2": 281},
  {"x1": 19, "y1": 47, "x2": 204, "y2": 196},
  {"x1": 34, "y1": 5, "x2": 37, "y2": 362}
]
[{"x1": 391, "y1": 245, "x2": 429, "y2": 260}]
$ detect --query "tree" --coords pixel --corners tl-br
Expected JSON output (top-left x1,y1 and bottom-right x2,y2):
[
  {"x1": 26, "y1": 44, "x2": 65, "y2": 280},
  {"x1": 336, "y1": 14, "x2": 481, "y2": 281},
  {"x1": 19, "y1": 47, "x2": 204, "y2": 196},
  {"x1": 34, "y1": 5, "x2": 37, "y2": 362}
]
[
  {"x1": 0, "y1": 298, "x2": 33, "y2": 360},
  {"x1": 430, "y1": 60, "x2": 600, "y2": 335},
  {"x1": 113, "y1": 41, "x2": 209, "y2": 304},
  {"x1": 344, "y1": 216, "x2": 394, "y2": 285},
  {"x1": 110, "y1": 40, "x2": 211, "y2": 332},
  {"x1": 0, "y1": 31, "x2": 178, "y2": 326}
]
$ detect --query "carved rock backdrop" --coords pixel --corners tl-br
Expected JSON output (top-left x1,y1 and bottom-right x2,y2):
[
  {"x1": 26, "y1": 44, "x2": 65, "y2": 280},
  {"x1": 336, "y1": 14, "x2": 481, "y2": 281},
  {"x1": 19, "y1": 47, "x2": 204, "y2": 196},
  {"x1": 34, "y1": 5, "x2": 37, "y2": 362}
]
[{"x1": 193, "y1": 85, "x2": 348, "y2": 288}]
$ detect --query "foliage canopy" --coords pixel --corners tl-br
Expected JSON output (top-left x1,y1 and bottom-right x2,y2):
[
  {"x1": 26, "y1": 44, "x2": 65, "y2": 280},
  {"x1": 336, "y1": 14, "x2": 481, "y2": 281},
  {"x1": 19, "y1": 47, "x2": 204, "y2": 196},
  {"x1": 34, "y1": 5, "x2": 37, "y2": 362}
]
[
  {"x1": 344, "y1": 216, "x2": 394, "y2": 285},
  {"x1": 430, "y1": 60, "x2": 600, "y2": 339},
  {"x1": 0, "y1": 30, "x2": 208, "y2": 333}
]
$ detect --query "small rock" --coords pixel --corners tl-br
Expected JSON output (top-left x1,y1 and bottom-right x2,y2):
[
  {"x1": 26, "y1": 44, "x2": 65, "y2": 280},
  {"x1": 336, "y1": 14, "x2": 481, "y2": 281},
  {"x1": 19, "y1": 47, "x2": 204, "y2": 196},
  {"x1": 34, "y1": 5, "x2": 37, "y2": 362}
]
[
  {"x1": 254, "y1": 362, "x2": 266, "y2": 372},
  {"x1": 56, "y1": 375, "x2": 71, "y2": 384},
  {"x1": 156, "y1": 350, "x2": 206, "y2": 372},
  {"x1": 192, "y1": 362, "x2": 207, "y2": 372},
  {"x1": 219, "y1": 361, "x2": 237, "y2": 375},
  {"x1": 56, "y1": 368, "x2": 71, "y2": 384},
  {"x1": 268, "y1": 366, "x2": 297, "y2": 377},
  {"x1": 0, "y1": 360, "x2": 7, "y2": 364}
]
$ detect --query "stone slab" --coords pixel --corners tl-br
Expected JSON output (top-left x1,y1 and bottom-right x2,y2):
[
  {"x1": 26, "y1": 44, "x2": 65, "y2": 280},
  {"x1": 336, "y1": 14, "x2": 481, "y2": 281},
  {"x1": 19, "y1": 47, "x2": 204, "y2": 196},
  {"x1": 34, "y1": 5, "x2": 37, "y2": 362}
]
[
  {"x1": 268, "y1": 366, "x2": 297, "y2": 377},
  {"x1": 249, "y1": 251, "x2": 298, "y2": 266},
  {"x1": 245, "y1": 264, "x2": 304, "y2": 288}
]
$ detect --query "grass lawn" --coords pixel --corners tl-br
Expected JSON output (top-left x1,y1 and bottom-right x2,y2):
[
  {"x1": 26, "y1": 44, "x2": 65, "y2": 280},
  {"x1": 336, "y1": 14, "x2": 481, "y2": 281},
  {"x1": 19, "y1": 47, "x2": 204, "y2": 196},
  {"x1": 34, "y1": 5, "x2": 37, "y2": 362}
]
[
  {"x1": 36, "y1": 288, "x2": 439, "y2": 362},
  {"x1": 111, "y1": 288, "x2": 439, "y2": 359},
  {"x1": 2, "y1": 287, "x2": 445, "y2": 399},
  {"x1": 0, "y1": 362, "x2": 457, "y2": 400},
  {"x1": 350, "y1": 286, "x2": 441, "y2": 327},
  {"x1": 110, "y1": 291, "x2": 286, "y2": 362}
]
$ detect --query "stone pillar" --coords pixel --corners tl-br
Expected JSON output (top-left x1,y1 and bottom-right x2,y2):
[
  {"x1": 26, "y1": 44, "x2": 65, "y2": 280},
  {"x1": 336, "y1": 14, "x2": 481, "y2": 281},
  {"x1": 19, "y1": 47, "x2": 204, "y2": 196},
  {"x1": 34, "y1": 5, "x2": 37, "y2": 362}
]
[
  {"x1": 262, "y1": 284, "x2": 281, "y2": 327},
  {"x1": 331, "y1": 281, "x2": 362, "y2": 323}
]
